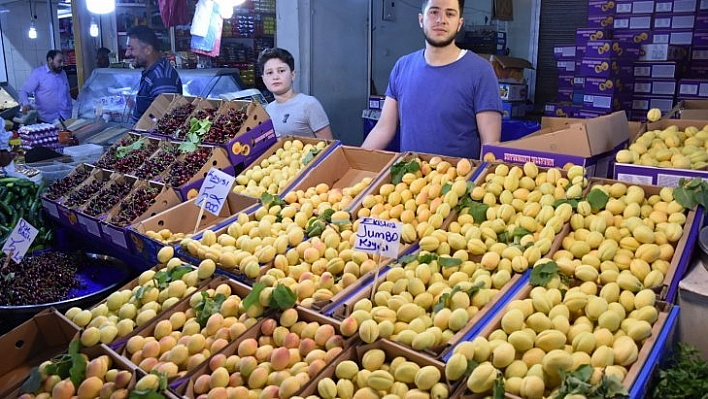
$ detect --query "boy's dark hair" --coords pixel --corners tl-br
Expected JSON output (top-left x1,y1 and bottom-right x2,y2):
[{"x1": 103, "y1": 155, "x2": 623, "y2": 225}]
[
  {"x1": 258, "y1": 48, "x2": 295, "y2": 73},
  {"x1": 46, "y1": 49, "x2": 62, "y2": 61},
  {"x1": 97, "y1": 47, "x2": 111, "y2": 56},
  {"x1": 126, "y1": 25, "x2": 160, "y2": 51},
  {"x1": 421, "y1": 0, "x2": 465, "y2": 12}
]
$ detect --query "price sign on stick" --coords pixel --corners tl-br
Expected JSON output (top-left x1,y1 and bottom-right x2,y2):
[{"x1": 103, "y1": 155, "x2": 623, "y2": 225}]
[
  {"x1": 354, "y1": 217, "x2": 402, "y2": 259},
  {"x1": 2, "y1": 218, "x2": 39, "y2": 264},
  {"x1": 193, "y1": 168, "x2": 235, "y2": 233}
]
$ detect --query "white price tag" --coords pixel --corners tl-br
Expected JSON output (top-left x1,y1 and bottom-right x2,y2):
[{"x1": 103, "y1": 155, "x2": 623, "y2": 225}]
[
  {"x1": 195, "y1": 168, "x2": 236, "y2": 216},
  {"x1": 2, "y1": 218, "x2": 39, "y2": 263},
  {"x1": 354, "y1": 217, "x2": 402, "y2": 259}
]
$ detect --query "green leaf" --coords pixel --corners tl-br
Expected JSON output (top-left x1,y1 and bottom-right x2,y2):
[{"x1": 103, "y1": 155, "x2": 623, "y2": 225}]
[
  {"x1": 513, "y1": 227, "x2": 532, "y2": 239},
  {"x1": 321, "y1": 208, "x2": 336, "y2": 223},
  {"x1": 391, "y1": 159, "x2": 420, "y2": 184},
  {"x1": 135, "y1": 285, "x2": 154, "y2": 300},
  {"x1": 696, "y1": 188, "x2": 708, "y2": 210},
  {"x1": 243, "y1": 283, "x2": 266, "y2": 311},
  {"x1": 68, "y1": 339, "x2": 81, "y2": 356},
  {"x1": 465, "y1": 359, "x2": 479, "y2": 377},
  {"x1": 441, "y1": 183, "x2": 452, "y2": 195},
  {"x1": 398, "y1": 253, "x2": 419, "y2": 265},
  {"x1": 261, "y1": 192, "x2": 286, "y2": 209},
  {"x1": 178, "y1": 141, "x2": 198, "y2": 153},
  {"x1": 439, "y1": 256, "x2": 462, "y2": 268},
  {"x1": 674, "y1": 187, "x2": 697, "y2": 210},
  {"x1": 687, "y1": 178, "x2": 702, "y2": 189},
  {"x1": 493, "y1": 371, "x2": 505, "y2": 399},
  {"x1": 418, "y1": 253, "x2": 438, "y2": 265},
  {"x1": 116, "y1": 138, "x2": 146, "y2": 158},
  {"x1": 19, "y1": 367, "x2": 42, "y2": 394},
  {"x1": 306, "y1": 218, "x2": 326, "y2": 237},
  {"x1": 302, "y1": 149, "x2": 319, "y2": 165},
  {"x1": 433, "y1": 292, "x2": 450, "y2": 313},
  {"x1": 69, "y1": 352, "x2": 87, "y2": 390},
  {"x1": 530, "y1": 261, "x2": 560, "y2": 287},
  {"x1": 195, "y1": 293, "x2": 227, "y2": 328},
  {"x1": 468, "y1": 201, "x2": 489, "y2": 224},
  {"x1": 168, "y1": 266, "x2": 192, "y2": 283},
  {"x1": 587, "y1": 188, "x2": 610, "y2": 212},
  {"x1": 270, "y1": 284, "x2": 297, "y2": 310},
  {"x1": 497, "y1": 231, "x2": 509, "y2": 244}
]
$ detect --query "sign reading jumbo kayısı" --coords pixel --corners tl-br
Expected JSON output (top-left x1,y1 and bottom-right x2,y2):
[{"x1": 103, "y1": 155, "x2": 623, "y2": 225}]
[{"x1": 354, "y1": 217, "x2": 402, "y2": 258}]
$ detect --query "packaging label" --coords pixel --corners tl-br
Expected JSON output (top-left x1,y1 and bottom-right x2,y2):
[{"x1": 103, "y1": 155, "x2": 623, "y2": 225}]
[
  {"x1": 634, "y1": 82, "x2": 652, "y2": 93},
  {"x1": 2, "y1": 218, "x2": 39, "y2": 263},
  {"x1": 105, "y1": 226, "x2": 127, "y2": 249},
  {"x1": 655, "y1": 1, "x2": 673, "y2": 12},
  {"x1": 654, "y1": 64, "x2": 677, "y2": 78},
  {"x1": 354, "y1": 218, "x2": 402, "y2": 258},
  {"x1": 616, "y1": 173, "x2": 654, "y2": 185},
  {"x1": 679, "y1": 83, "x2": 698, "y2": 95},
  {"x1": 617, "y1": 3, "x2": 633, "y2": 12},
  {"x1": 42, "y1": 199, "x2": 59, "y2": 218},
  {"x1": 615, "y1": 18, "x2": 630, "y2": 28},
  {"x1": 78, "y1": 215, "x2": 101, "y2": 237}
]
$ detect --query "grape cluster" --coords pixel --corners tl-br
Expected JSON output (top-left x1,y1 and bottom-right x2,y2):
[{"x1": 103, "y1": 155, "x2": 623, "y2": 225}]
[
  {"x1": 111, "y1": 186, "x2": 159, "y2": 227},
  {"x1": 83, "y1": 181, "x2": 133, "y2": 216},
  {"x1": 63, "y1": 180, "x2": 105, "y2": 208},
  {"x1": 45, "y1": 168, "x2": 90, "y2": 200},
  {"x1": 134, "y1": 146, "x2": 178, "y2": 180},
  {"x1": 155, "y1": 103, "x2": 195, "y2": 137},
  {"x1": 165, "y1": 147, "x2": 212, "y2": 187},
  {"x1": 0, "y1": 252, "x2": 85, "y2": 305},
  {"x1": 202, "y1": 108, "x2": 249, "y2": 144}
]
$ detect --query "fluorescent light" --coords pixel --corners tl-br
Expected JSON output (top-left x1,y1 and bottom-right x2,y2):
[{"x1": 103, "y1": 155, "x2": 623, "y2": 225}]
[
  {"x1": 87, "y1": 0, "x2": 115, "y2": 14},
  {"x1": 28, "y1": 21, "x2": 37, "y2": 39},
  {"x1": 89, "y1": 21, "x2": 99, "y2": 37}
]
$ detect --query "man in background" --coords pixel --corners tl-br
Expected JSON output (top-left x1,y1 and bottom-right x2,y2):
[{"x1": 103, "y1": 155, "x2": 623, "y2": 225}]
[
  {"x1": 125, "y1": 25, "x2": 182, "y2": 123},
  {"x1": 96, "y1": 47, "x2": 111, "y2": 68},
  {"x1": 19, "y1": 50, "x2": 73, "y2": 124},
  {"x1": 362, "y1": 0, "x2": 502, "y2": 159}
]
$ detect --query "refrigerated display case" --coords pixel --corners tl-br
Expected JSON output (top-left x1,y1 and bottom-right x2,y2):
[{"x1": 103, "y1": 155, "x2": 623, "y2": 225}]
[{"x1": 72, "y1": 68, "x2": 254, "y2": 144}]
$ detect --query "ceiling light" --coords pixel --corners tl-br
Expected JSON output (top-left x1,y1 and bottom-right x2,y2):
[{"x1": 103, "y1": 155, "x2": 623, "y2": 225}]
[
  {"x1": 87, "y1": 0, "x2": 115, "y2": 14},
  {"x1": 28, "y1": 21, "x2": 37, "y2": 39},
  {"x1": 89, "y1": 20, "x2": 99, "y2": 37}
]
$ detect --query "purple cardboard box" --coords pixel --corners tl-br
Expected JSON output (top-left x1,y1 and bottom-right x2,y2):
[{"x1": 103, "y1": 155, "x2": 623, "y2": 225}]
[
  {"x1": 588, "y1": 0, "x2": 617, "y2": 15},
  {"x1": 640, "y1": 43, "x2": 689, "y2": 60},
  {"x1": 558, "y1": 74, "x2": 575, "y2": 89},
  {"x1": 585, "y1": 40, "x2": 641, "y2": 59},
  {"x1": 697, "y1": 12, "x2": 708, "y2": 28},
  {"x1": 587, "y1": 14, "x2": 617, "y2": 28},
  {"x1": 616, "y1": 0, "x2": 656, "y2": 13},
  {"x1": 501, "y1": 101, "x2": 526, "y2": 120},
  {"x1": 613, "y1": 29, "x2": 653, "y2": 43},
  {"x1": 583, "y1": 93, "x2": 618, "y2": 111},
  {"x1": 678, "y1": 79, "x2": 708, "y2": 97},
  {"x1": 686, "y1": 61, "x2": 708, "y2": 77},
  {"x1": 554, "y1": 46, "x2": 577, "y2": 59},
  {"x1": 558, "y1": 88, "x2": 574, "y2": 102},
  {"x1": 557, "y1": 60, "x2": 577, "y2": 72},
  {"x1": 655, "y1": 0, "x2": 699, "y2": 11},
  {"x1": 701, "y1": 0, "x2": 708, "y2": 9},
  {"x1": 574, "y1": 76, "x2": 586, "y2": 88},
  {"x1": 544, "y1": 103, "x2": 577, "y2": 117},
  {"x1": 651, "y1": 29, "x2": 694, "y2": 45},
  {"x1": 633, "y1": 61, "x2": 685, "y2": 78},
  {"x1": 580, "y1": 58, "x2": 633, "y2": 77},
  {"x1": 653, "y1": 13, "x2": 696, "y2": 29},
  {"x1": 614, "y1": 14, "x2": 653, "y2": 29},
  {"x1": 633, "y1": 79, "x2": 678, "y2": 96},
  {"x1": 576, "y1": 109, "x2": 609, "y2": 118},
  {"x1": 584, "y1": 76, "x2": 620, "y2": 95},
  {"x1": 694, "y1": 30, "x2": 708, "y2": 46},
  {"x1": 631, "y1": 95, "x2": 676, "y2": 113},
  {"x1": 576, "y1": 28, "x2": 613, "y2": 46},
  {"x1": 692, "y1": 46, "x2": 708, "y2": 60}
]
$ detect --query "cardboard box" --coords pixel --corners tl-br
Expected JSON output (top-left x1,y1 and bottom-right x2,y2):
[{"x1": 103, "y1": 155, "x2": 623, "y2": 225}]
[
  {"x1": 446, "y1": 283, "x2": 679, "y2": 398},
  {"x1": 0, "y1": 309, "x2": 79, "y2": 397},
  {"x1": 573, "y1": 76, "x2": 586, "y2": 88},
  {"x1": 686, "y1": 61, "x2": 708, "y2": 78},
  {"x1": 580, "y1": 58, "x2": 633, "y2": 77},
  {"x1": 702, "y1": 0, "x2": 708, "y2": 9},
  {"x1": 368, "y1": 95, "x2": 385, "y2": 110},
  {"x1": 573, "y1": 89, "x2": 586, "y2": 105},
  {"x1": 588, "y1": 0, "x2": 618, "y2": 15},
  {"x1": 631, "y1": 95, "x2": 676, "y2": 114},
  {"x1": 576, "y1": 109, "x2": 611, "y2": 118},
  {"x1": 544, "y1": 102, "x2": 577, "y2": 117},
  {"x1": 584, "y1": 76, "x2": 622, "y2": 95},
  {"x1": 678, "y1": 78, "x2": 708, "y2": 98},
  {"x1": 501, "y1": 100, "x2": 527, "y2": 119},
  {"x1": 54, "y1": 168, "x2": 116, "y2": 235},
  {"x1": 633, "y1": 79, "x2": 678, "y2": 96},
  {"x1": 161, "y1": 146, "x2": 236, "y2": 201},
  {"x1": 692, "y1": 45, "x2": 708, "y2": 60},
  {"x1": 480, "y1": 54, "x2": 534, "y2": 83},
  {"x1": 557, "y1": 88, "x2": 573, "y2": 103},
  {"x1": 558, "y1": 74, "x2": 575, "y2": 90},
  {"x1": 587, "y1": 14, "x2": 616, "y2": 28},
  {"x1": 499, "y1": 82, "x2": 527, "y2": 101},
  {"x1": 583, "y1": 93, "x2": 622, "y2": 111},
  {"x1": 640, "y1": 43, "x2": 689, "y2": 61},
  {"x1": 613, "y1": 29, "x2": 653, "y2": 44},
  {"x1": 666, "y1": 98, "x2": 708, "y2": 118},
  {"x1": 128, "y1": 192, "x2": 259, "y2": 264},
  {"x1": 634, "y1": 61, "x2": 685, "y2": 78},
  {"x1": 614, "y1": 13, "x2": 653, "y2": 29},
  {"x1": 614, "y1": 118, "x2": 708, "y2": 186},
  {"x1": 553, "y1": 45, "x2": 577, "y2": 59},
  {"x1": 556, "y1": 59, "x2": 577, "y2": 73},
  {"x1": 693, "y1": 29, "x2": 708, "y2": 46},
  {"x1": 651, "y1": 29, "x2": 694, "y2": 45},
  {"x1": 653, "y1": 12, "x2": 696, "y2": 29},
  {"x1": 696, "y1": 11, "x2": 708, "y2": 28},
  {"x1": 585, "y1": 40, "x2": 641, "y2": 59},
  {"x1": 616, "y1": 0, "x2": 657, "y2": 13},
  {"x1": 655, "y1": 0, "x2": 699, "y2": 11},
  {"x1": 482, "y1": 111, "x2": 634, "y2": 177},
  {"x1": 576, "y1": 27, "x2": 614, "y2": 45}
]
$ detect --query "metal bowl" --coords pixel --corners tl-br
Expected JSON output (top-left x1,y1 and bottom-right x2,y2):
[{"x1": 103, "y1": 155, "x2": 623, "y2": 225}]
[{"x1": 0, "y1": 252, "x2": 133, "y2": 323}]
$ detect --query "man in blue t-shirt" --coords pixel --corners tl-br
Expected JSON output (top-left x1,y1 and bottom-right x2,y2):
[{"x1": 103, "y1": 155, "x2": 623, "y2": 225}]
[
  {"x1": 125, "y1": 25, "x2": 182, "y2": 123},
  {"x1": 362, "y1": 0, "x2": 503, "y2": 159}
]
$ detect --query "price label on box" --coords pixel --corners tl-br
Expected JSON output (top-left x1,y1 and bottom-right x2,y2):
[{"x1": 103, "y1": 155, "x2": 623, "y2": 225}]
[
  {"x1": 354, "y1": 217, "x2": 402, "y2": 259},
  {"x1": 2, "y1": 218, "x2": 39, "y2": 263},
  {"x1": 195, "y1": 168, "x2": 235, "y2": 216}
]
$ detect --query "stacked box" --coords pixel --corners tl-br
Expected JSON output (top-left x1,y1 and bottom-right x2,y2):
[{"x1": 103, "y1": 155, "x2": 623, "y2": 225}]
[{"x1": 499, "y1": 82, "x2": 528, "y2": 120}]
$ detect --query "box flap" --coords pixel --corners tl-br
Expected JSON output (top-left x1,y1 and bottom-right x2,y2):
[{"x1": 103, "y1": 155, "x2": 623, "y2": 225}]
[
  {"x1": 494, "y1": 125, "x2": 594, "y2": 157},
  {"x1": 479, "y1": 54, "x2": 535, "y2": 70}
]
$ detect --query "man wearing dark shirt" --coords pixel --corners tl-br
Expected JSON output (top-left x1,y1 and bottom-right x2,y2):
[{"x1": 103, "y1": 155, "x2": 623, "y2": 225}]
[{"x1": 125, "y1": 25, "x2": 182, "y2": 123}]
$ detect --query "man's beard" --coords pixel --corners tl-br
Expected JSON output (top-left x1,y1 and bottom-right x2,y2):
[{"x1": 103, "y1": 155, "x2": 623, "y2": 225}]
[{"x1": 423, "y1": 29, "x2": 457, "y2": 48}]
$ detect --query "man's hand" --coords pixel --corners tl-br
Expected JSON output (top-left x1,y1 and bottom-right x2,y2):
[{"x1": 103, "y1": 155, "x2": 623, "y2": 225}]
[{"x1": 21, "y1": 105, "x2": 32, "y2": 114}]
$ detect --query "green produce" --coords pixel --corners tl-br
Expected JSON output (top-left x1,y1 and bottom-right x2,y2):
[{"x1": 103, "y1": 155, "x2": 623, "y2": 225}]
[{"x1": 0, "y1": 177, "x2": 53, "y2": 251}]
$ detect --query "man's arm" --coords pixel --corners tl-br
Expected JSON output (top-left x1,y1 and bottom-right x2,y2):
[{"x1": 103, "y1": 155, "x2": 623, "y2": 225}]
[
  {"x1": 315, "y1": 125, "x2": 334, "y2": 140},
  {"x1": 19, "y1": 70, "x2": 39, "y2": 113},
  {"x1": 361, "y1": 96, "x2": 399, "y2": 149},
  {"x1": 477, "y1": 110, "x2": 502, "y2": 148}
]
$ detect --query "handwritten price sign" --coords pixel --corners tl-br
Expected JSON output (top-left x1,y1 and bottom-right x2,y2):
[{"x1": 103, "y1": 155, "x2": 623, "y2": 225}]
[
  {"x1": 196, "y1": 168, "x2": 235, "y2": 216},
  {"x1": 354, "y1": 217, "x2": 402, "y2": 258},
  {"x1": 2, "y1": 218, "x2": 39, "y2": 263}
]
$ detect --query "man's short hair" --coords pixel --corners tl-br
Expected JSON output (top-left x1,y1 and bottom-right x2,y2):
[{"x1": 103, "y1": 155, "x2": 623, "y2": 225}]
[
  {"x1": 46, "y1": 49, "x2": 62, "y2": 61},
  {"x1": 97, "y1": 47, "x2": 111, "y2": 57},
  {"x1": 421, "y1": 0, "x2": 465, "y2": 12},
  {"x1": 126, "y1": 25, "x2": 160, "y2": 51},
  {"x1": 258, "y1": 48, "x2": 295, "y2": 74}
]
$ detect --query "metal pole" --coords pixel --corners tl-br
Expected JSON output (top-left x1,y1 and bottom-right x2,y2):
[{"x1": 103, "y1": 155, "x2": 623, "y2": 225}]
[{"x1": 47, "y1": 0, "x2": 56, "y2": 49}]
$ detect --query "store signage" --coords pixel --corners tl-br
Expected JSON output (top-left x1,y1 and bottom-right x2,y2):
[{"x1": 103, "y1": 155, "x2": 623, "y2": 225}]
[
  {"x1": 354, "y1": 217, "x2": 402, "y2": 258},
  {"x1": 2, "y1": 218, "x2": 39, "y2": 263},
  {"x1": 195, "y1": 168, "x2": 235, "y2": 216}
]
